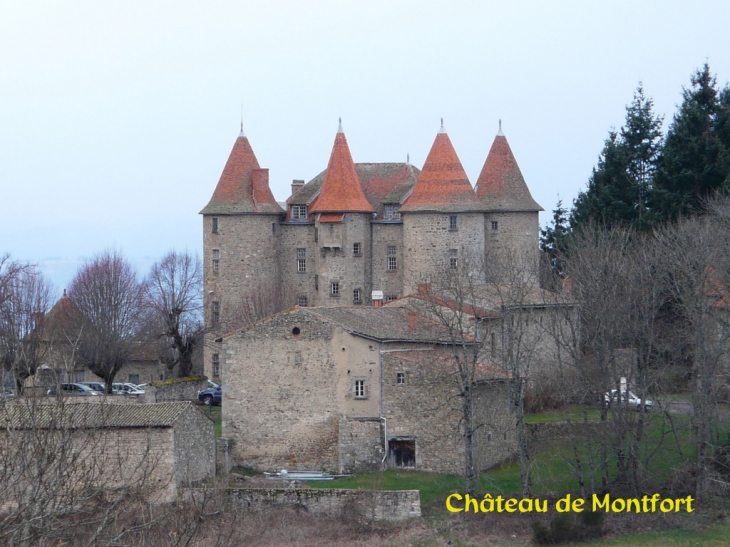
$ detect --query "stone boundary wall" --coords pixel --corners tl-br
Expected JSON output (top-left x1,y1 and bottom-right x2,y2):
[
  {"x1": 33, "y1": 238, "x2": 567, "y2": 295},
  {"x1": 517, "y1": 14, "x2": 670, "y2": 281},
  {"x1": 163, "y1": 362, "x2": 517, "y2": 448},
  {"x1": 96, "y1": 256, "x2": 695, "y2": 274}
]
[
  {"x1": 144, "y1": 378, "x2": 208, "y2": 403},
  {"x1": 193, "y1": 488, "x2": 421, "y2": 521}
]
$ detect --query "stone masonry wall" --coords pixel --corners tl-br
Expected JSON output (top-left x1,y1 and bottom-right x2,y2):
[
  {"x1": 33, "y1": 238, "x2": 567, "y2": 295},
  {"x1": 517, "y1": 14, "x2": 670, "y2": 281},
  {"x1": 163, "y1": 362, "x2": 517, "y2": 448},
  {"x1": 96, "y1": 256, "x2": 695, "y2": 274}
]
[
  {"x1": 143, "y1": 378, "x2": 208, "y2": 403},
  {"x1": 224, "y1": 488, "x2": 421, "y2": 521},
  {"x1": 371, "y1": 222, "x2": 405, "y2": 301},
  {"x1": 380, "y1": 349, "x2": 465, "y2": 474},
  {"x1": 484, "y1": 211, "x2": 540, "y2": 282},
  {"x1": 338, "y1": 416, "x2": 383, "y2": 473},
  {"x1": 203, "y1": 212, "x2": 280, "y2": 380},
  {"x1": 471, "y1": 381, "x2": 517, "y2": 470},
  {"x1": 173, "y1": 406, "x2": 216, "y2": 485},
  {"x1": 277, "y1": 222, "x2": 318, "y2": 307},
  {"x1": 402, "y1": 212, "x2": 486, "y2": 295},
  {"x1": 222, "y1": 310, "x2": 341, "y2": 472}
]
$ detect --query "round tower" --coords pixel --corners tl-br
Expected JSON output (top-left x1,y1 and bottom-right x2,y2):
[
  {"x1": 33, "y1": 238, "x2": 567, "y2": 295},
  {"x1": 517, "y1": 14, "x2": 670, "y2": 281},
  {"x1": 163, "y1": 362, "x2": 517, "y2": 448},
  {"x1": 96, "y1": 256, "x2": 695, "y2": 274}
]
[
  {"x1": 309, "y1": 120, "x2": 376, "y2": 306},
  {"x1": 199, "y1": 125, "x2": 284, "y2": 381},
  {"x1": 475, "y1": 123, "x2": 543, "y2": 282},
  {"x1": 400, "y1": 121, "x2": 487, "y2": 294}
]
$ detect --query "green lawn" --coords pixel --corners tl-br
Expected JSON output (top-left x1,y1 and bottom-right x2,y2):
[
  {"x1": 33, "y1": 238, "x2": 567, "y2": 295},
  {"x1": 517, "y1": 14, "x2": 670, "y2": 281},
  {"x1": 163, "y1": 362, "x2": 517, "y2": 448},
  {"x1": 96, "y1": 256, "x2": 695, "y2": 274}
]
[
  {"x1": 306, "y1": 412, "x2": 729, "y2": 507},
  {"x1": 201, "y1": 405, "x2": 221, "y2": 437},
  {"x1": 525, "y1": 405, "x2": 602, "y2": 423}
]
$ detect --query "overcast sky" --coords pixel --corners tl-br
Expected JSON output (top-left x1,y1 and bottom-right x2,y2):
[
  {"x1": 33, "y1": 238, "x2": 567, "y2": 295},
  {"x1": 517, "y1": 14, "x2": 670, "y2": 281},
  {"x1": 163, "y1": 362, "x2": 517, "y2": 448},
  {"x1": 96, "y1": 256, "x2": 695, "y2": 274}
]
[{"x1": 2, "y1": 1, "x2": 729, "y2": 293}]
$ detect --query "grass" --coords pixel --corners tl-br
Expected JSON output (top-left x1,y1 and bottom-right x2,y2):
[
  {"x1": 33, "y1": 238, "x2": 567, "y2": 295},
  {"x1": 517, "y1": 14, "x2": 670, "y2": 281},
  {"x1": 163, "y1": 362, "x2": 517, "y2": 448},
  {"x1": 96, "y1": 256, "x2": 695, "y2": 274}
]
[
  {"x1": 305, "y1": 412, "x2": 730, "y2": 510},
  {"x1": 525, "y1": 405, "x2": 602, "y2": 423},
  {"x1": 201, "y1": 405, "x2": 221, "y2": 437}
]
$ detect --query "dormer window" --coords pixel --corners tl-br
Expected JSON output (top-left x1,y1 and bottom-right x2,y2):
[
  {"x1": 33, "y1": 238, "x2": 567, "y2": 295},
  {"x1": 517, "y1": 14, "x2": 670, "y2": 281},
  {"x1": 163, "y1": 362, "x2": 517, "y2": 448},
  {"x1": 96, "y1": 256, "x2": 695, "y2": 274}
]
[
  {"x1": 291, "y1": 205, "x2": 308, "y2": 221},
  {"x1": 383, "y1": 204, "x2": 401, "y2": 221}
]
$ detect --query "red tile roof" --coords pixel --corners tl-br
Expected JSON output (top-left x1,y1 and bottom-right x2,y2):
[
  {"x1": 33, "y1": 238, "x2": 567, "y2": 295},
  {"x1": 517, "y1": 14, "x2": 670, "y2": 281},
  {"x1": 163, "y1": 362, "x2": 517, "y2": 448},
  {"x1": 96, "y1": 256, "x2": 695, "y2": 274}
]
[
  {"x1": 400, "y1": 130, "x2": 485, "y2": 213},
  {"x1": 310, "y1": 129, "x2": 375, "y2": 214},
  {"x1": 475, "y1": 132, "x2": 542, "y2": 212},
  {"x1": 200, "y1": 134, "x2": 284, "y2": 215},
  {"x1": 317, "y1": 213, "x2": 344, "y2": 223}
]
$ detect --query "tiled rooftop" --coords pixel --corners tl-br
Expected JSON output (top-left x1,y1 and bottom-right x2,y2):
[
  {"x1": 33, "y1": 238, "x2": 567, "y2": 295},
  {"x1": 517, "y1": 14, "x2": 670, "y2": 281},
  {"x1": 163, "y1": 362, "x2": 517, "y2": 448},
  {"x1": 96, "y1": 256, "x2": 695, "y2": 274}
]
[
  {"x1": 400, "y1": 131, "x2": 486, "y2": 213},
  {"x1": 475, "y1": 133, "x2": 543, "y2": 212},
  {"x1": 200, "y1": 135, "x2": 284, "y2": 215},
  {"x1": 309, "y1": 129, "x2": 375, "y2": 214},
  {"x1": 0, "y1": 401, "x2": 201, "y2": 430}
]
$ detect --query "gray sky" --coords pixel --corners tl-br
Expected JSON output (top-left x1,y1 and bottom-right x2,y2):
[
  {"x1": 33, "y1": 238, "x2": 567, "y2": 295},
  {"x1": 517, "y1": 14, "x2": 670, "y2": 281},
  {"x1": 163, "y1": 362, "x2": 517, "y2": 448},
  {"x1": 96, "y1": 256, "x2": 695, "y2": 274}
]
[{"x1": 2, "y1": 1, "x2": 729, "y2": 292}]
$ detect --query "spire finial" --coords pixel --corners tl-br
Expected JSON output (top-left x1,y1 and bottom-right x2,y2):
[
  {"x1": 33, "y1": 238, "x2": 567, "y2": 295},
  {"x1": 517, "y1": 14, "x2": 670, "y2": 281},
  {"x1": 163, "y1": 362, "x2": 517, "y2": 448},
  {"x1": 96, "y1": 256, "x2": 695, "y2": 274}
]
[
  {"x1": 338, "y1": 117, "x2": 343, "y2": 133},
  {"x1": 63, "y1": 289, "x2": 67, "y2": 297},
  {"x1": 438, "y1": 117, "x2": 446, "y2": 134},
  {"x1": 239, "y1": 105, "x2": 245, "y2": 137},
  {"x1": 497, "y1": 118, "x2": 504, "y2": 136},
  {"x1": 406, "y1": 152, "x2": 410, "y2": 165}
]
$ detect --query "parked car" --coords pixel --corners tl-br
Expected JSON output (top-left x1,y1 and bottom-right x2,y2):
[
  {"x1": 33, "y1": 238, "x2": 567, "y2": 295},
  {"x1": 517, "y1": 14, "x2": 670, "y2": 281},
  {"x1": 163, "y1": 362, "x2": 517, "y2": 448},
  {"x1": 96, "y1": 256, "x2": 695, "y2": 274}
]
[
  {"x1": 207, "y1": 380, "x2": 220, "y2": 389},
  {"x1": 605, "y1": 390, "x2": 653, "y2": 411},
  {"x1": 47, "y1": 383, "x2": 103, "y2": 396},
  {"x1": 198, "y1": 386, "x2": 222, "y2": 406},
  {"x1": 112, "y1": 383, "x2": 144, "y2": 396},
  {"x1": 78, "y1": 381, "x2": 106, "y2": 392}
]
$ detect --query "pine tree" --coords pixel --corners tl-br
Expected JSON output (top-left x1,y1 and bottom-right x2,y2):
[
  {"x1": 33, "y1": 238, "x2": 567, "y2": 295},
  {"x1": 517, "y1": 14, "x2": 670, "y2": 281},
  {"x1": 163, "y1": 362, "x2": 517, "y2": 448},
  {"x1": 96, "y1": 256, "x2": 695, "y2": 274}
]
[
  {"x1": 570, "y1": 86, "x2": 663, "y2": 232},
  {"x1": 540, "y1": 199, "x2": 570, "y2": 276},
  {"x1": 653, "y1": 64, "x2": 730, "y2": 220}
]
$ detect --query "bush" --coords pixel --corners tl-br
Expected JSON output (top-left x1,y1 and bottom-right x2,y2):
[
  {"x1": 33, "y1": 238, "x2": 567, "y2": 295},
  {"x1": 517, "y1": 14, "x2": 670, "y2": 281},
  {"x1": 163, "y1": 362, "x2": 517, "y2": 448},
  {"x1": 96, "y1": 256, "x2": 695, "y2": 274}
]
[{"x1": 532, "y1": 510, "x2": 604, "y2": 545}]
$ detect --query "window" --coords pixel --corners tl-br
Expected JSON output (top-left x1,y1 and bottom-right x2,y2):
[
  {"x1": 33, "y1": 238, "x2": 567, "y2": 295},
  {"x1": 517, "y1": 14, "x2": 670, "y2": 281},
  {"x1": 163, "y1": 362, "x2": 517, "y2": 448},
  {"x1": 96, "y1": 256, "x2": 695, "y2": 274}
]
[
  {"x1": 354, "y1": 379, "x2": 367, "y2": 399},
  {"x1": 297, "y1": 296, "x2": 308, "y2": 307},
  {"x1": 294, "y1": 351, "x2": 302, "y2": 366},
  {"x1": 353, "y1": 288, "x2": 362, "y2": 304},
  {"x1": 384, "y1": 204, "x2": 401, "y2": 220},
  {"x1": 129, "y1": 374, "x2": 139, "y2": 385},
  {"x1": 386, "y1": 294, "x2": 398, "y2": 302},
  {"x1": 449, "y1": 215, "x2": 458, "y2": 231},
  {"x1": 212, "y1": 217, "x2": 219, "y2": 233},
  {"x1": 353, "y1": 242, "x2": 362, "y2": 256},
  {"x1": 291, "y1": 205, "x2": 308, "y2": 221},
  {"x1": 397, "y1": 372, "x2": 405, "y2": 385},
  {"x1": 491, "y1": 221, "x2": 499, "y2": 231},
  {"x1": 211, "y1": 301, "x2": 220, "y2": 326},
  {"x1": 491, "y1": 332, "x2": 496, "y2": 358},
  {"x1": 387, "y1": 246, "x2": 397, "y2": 271},
  {"x1": 212, "y1": 249, "x2": 220, "y2": 273},
  {"x1": 331, "y1": 282, "x2": 340, "y2": 297},
  {"x1": 212, "y1": 353, "x2": 220, "y2": 377},
  {"x1": 297, "y1": 248, "x2": 306, "y2": 273},
  {"x1": 449, "y1": 249, "x2": 458, "y2": 269}
]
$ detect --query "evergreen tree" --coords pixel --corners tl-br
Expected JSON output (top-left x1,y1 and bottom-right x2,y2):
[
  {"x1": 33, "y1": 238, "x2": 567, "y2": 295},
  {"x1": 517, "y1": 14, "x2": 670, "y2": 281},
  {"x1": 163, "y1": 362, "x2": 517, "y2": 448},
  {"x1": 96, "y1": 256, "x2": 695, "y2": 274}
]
[
  {"x1": 653, "y1": 64, "x2": 730, "y2": 220},
  {"x1": 570, "y1": 87, "x2": 663, "y2": 232},
  {"x1": 540, "y1": 199, "x2": 570, "y2": 276}
]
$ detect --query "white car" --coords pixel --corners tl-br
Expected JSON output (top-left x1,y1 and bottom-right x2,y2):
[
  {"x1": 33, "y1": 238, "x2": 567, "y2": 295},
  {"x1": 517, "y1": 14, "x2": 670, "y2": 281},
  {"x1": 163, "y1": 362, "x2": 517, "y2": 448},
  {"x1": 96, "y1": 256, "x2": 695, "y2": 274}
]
[
  {"x1": 605, "y1": 390, "x2": 653, "y2": 411},
  {"x1": 112, "y1": 383, "x2": 144, "y2": 396}
]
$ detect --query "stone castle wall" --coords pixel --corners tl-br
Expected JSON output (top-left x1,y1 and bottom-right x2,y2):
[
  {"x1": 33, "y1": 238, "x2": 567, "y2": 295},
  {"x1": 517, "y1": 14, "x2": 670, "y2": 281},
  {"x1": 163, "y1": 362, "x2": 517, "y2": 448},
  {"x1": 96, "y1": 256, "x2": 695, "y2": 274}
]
[{"x1": 402, "y1": 212, "x2": 486, "y2": 294}]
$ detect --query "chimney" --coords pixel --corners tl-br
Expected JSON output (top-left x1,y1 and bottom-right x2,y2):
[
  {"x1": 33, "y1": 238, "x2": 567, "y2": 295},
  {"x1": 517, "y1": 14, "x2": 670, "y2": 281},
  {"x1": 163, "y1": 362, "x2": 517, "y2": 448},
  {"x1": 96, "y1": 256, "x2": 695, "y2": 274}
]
[
  {"x1": 562, "y1": 277, "x2": 573, "y2": 294},
  {"x1": 372, "y1": 290, "x2": 383, "y2": 308},
  {"x1": 291, "y1": 179, "x2": 305, "y2": 197},
  {"x1": 408, "y1": 311, "x2": 417, "y2": 334}
]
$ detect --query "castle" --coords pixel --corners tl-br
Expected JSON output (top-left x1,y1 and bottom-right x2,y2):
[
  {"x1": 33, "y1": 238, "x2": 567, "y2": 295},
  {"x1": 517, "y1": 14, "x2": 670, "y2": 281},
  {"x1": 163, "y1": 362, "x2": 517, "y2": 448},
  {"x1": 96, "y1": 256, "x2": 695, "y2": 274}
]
[{"x1": 200, "y1": 120, "x2": 543, "y2": 380}]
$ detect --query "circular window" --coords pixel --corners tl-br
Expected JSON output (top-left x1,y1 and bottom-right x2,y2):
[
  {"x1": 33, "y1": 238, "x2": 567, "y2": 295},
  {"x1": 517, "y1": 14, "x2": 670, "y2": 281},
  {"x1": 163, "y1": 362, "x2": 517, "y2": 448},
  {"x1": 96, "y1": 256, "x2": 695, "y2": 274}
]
[{"x1": 292, "y1": 327, "x2": 301, "y2": 336}]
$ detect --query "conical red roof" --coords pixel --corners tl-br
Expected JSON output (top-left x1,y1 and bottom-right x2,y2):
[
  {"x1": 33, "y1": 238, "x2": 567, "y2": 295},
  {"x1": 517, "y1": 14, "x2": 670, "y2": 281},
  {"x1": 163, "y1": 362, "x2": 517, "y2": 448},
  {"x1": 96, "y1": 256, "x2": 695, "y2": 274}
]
[
  {"x1": 400, "y1": 129, "x2": 485, "y2": 213},
  {"x1": 475, "y1": 131, "x2": 542, "y2": 212},
  {"x1": 310, "y1": 128, "x2": 375, "y2": 214},
  {"x1": 200, "y1": 132, "x2": 283, "y2": 215}
]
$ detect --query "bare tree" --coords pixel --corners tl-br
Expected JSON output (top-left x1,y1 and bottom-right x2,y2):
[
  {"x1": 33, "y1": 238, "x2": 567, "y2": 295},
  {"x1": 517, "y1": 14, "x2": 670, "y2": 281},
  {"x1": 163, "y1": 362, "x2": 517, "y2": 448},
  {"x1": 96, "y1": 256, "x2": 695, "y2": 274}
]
[
  {"x1": 145, "y1": 251, "x2": 203, "y2": 378},
  {"x1": 68, "y1": 250, "x2": 143, "y2": 394},
  {"x1": 0, "y1": 257, "x2": 54, "y2": 393},
  {"x1": 655, "y1": 214, "x2": 730, "y2": 503}
]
